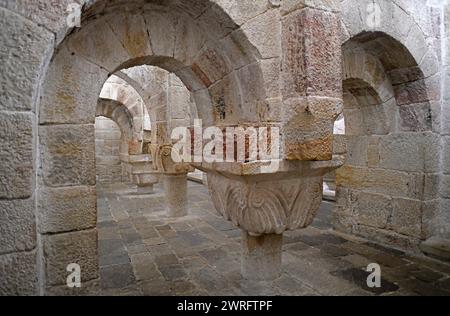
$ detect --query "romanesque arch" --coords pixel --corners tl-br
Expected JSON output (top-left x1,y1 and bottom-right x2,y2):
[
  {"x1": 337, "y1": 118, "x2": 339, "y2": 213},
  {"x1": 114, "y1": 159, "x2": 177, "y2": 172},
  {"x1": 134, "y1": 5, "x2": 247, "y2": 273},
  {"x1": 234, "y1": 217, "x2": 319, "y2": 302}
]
[
  {"x1": 36, "y1": 0, "x2": 270, "y2": 294},
  {"x1": 337, "y1": 0, "x2": 441, "y2": 252}
]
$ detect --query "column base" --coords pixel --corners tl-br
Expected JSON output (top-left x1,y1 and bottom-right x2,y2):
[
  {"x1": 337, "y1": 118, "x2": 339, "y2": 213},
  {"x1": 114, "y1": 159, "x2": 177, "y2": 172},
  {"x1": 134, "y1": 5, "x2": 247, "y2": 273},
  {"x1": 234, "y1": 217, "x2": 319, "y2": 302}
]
[
  {"x1": 241, "y1": 232, "x2": 283, "y2": 281},
  {"x1": 164, "y1": 174, "x2": 188, "y2": 218}
]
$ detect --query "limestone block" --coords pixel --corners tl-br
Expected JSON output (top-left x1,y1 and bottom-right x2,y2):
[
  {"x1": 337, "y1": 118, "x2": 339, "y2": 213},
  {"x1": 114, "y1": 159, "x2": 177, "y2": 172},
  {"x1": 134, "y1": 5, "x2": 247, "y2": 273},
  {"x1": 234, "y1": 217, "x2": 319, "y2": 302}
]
[
  {"x1": 237, "y1": 63, "x2": 266, "y2": 121},
  {"x1": 209, "y1": 73, "x2": 242, "y2": 124},
  {"x1": 39, "y1": 125, "x2": 95, "y2": 187},
  {"x1": 367, "y1": 136, "x2": 380, "y2": 168},
  {"x1": 0, "y1": 251, "x2": 37, "y2": 296},
  {"x1": 423, "y1": 174, "x2": 440, "y2": 201},
  {"x1": 67, "y1": 18, "x2": 131, "y2": 72},
  {"x1": 342, "y1": 108, "x2": 365, "y2": 136},
  {"x1": 282, "y1": 96, "x2": 342, "y2": 160},
  {"x1": 0, "y1": 8, "x2": 54, "y2": 112},
  {"x1": 241, "y1": 9, "x2": 281, "y2": 59},
  {"x1": 144, "y1": 11, "x2": 177, "y2": 57},
  {"x1": 220, "y1": 29, "x2": 258, "y2": 70},
  {"x1": 394, "y1": 80, "x2": 431, "y2": 106},
  {"x1": 333, "y1": 134, "x2": 347, "y2": 155},
  {"x1": 421, "y1": 199, "x2": 442, "y2": 240},
  {"x1": 38, "y1": 186, "x2": 97, "y2": 234},
  {"x1": 398, "y1": 103, "x2": 432, "y2": 132},
  {"x1": 197, "y1": 3, "x2": 239, "y2": 38},
  {"x1": 43, "y1": 229, "x2": 98, "y2": 287},
  {"x1": 281, "y1": 0, "x2": 339, "y2": 16},
  {"x1": 214, "y1": 0, "x2": 270, "y2": 26},
  {"x1": 345, "y1": 136, "x2": 368, "y2": 167},
  {"x1": 0, "y1": 112, "x2": 34, "y2": 199},
  {"x1": 441, "y1": 175, "x2": 450, "y2": 199},
  {"x1": 352, "y1": 191, "x2": 391, "y2": 229},
  {"x1": 169, "y1": 86, "x2": 192, "y2": 120},
  {"x1": 105, "y1": 13, "x2": 153, "y2": 59},
  {"x1": 0, "y1": 198, "x2": 36, "y2": 254},
  {"x1": 378, "y1": 132, "x2": 440, "y2": 173},
  {"x1": 174, "y1": 17, "x2": 206, "y2": 66},
  {"x1": 0, "y1": 0, "x2": 83, "y2": 45},
  {"x1": 282, "y1": 7, "x2": 342, "y2": 99},
  {"x1": 336, "y1": 165, "x2": 423, "y2": 199},
  {"x1": 353, "y1": 225, "x2": 420, "y2": 253},
  {"x1": 389, "y1": 198, "x2": 423, "y2": 239},
  {"x1": 442, "y1": 136, "x2": 450, "y2": 175},
  {"x1": 40, "y1": 46, "x2": 108, "y2": 124},
  {"x1": 193, "y1": 47, "x2": 230, "y2": 88}
]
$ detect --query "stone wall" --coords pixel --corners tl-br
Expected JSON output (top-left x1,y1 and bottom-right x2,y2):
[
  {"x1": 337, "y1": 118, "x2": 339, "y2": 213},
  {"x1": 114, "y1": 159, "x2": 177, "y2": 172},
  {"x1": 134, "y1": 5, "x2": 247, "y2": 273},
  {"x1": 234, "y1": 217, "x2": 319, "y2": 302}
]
[
  {"x1": 0, "y1": 0, "x2": 449, "y2": 295},
  {"x1": 95, "y1": 117, "x2": 124, "y2": 184},
  {"x1": 334, "y1": 0, "x2": 444, "y2": 253}
]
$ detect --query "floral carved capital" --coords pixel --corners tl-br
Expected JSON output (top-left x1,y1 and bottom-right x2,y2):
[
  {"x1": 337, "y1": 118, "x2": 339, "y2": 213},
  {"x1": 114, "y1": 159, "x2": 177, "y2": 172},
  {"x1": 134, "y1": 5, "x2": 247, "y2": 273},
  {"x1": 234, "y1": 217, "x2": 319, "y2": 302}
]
[{"x1": 207, "y1": 173, "x2": 323, "y2": 236}]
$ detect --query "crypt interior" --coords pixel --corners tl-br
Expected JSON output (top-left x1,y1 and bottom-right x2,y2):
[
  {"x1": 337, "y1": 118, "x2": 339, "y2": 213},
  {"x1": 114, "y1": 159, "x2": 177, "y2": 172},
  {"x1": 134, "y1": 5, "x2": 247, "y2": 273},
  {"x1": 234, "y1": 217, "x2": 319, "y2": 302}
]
[{"x1": 1, "y1": 0, "x2": 450, "y2": 296}]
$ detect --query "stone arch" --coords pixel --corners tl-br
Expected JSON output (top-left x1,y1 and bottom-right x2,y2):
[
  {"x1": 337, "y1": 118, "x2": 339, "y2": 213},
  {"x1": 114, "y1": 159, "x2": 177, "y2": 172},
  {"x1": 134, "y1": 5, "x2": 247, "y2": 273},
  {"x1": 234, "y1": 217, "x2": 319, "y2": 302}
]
[
  {"x1": 37, "y1": 0, "x2": 268, "y2": 294},
  {"x1": 96, "y1": 98, "x2": 134, "y2": 143},
  {"x1": 340, "y1": 0, "x2": 441, "y2": 130},
  {"x1": 100, "y1": 75, "x2": 147, "y2": 145},
  {"x1": 334, "y1": 21, "x2": 441, "y2": 251}
]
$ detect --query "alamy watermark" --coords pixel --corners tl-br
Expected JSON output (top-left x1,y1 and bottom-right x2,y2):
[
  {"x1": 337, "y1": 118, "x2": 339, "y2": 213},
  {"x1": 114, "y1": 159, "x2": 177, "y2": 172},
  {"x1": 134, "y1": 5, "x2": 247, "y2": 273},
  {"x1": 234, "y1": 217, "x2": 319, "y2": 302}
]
[
  {"x1": 67, "y1": 3, "x2": 81, "y2": 28},
  {"x1": 367, "y1": 263, "x2": 381, "y2": 289},
  {"x1": 66, "y1": 263, "x2": 81, "y2": 288}
]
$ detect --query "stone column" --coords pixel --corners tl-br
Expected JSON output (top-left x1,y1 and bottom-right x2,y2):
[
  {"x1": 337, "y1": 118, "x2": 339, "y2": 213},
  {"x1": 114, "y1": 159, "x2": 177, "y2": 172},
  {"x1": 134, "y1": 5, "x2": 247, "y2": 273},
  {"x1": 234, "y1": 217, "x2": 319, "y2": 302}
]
[
  {"x1": 196, "y1": 158, "x2": 343, "y2": 281},
  {"x1": 242, "y1": 233, "x2": 283, "y2": 281},
  {"x1": 128, "y1": 154, "x2": 159, "y2": 196},
  {"x1": 163, "y1": 173, "x2": 188, "y2": 217}
]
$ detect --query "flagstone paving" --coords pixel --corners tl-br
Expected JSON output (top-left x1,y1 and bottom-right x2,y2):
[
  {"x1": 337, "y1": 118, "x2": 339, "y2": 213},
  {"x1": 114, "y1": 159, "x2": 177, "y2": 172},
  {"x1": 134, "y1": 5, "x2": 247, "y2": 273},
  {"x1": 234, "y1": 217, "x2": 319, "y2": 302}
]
[{"x1": 97, "y1": 182, "x2": 450, "y2": 296}]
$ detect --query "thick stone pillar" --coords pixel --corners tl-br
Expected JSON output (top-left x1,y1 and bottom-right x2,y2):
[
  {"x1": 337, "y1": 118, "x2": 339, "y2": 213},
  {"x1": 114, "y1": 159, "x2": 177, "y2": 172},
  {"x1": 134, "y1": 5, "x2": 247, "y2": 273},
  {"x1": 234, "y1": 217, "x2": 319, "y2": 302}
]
[
  {"x1": 163, "y1": 173, "x2": 188, "y2": 217},
  {"x1": 241, "y1": 233, "x2": 283, "y2": 281},
  {"x1": 196, "y1": 158, "x2": 343, "y2": 281}
]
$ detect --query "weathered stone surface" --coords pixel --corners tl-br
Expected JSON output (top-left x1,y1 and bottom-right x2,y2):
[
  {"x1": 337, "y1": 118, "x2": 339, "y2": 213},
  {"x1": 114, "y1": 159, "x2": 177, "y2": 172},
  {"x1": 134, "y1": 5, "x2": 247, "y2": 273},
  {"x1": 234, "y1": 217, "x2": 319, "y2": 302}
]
[
  {"x1": 336, "y1": 166, "x2": 423, "y2": 200},
  {"x1": 241, "y1": 233, "x2": 283, "y2": 281},
  {"x1": 68, "y1": 18, "x2": 131, "y2": 72},
  {"x1": 0, "y1": 8, "x2": 53, "y2": 112},
  {"x1": 40, "y1": 46, "x2": 108, "y2": 125},
  {"x1": 43, "y1": 229, "x2": 98, "y2": 286},
  {"x1": 39, "y1": 125, "x2": 95, "y2": 187},
  {"x1": 282, "y1": 8, "x2": 341, "y2": 99},
  {"x1": 38, "y1": 186, "x2": 97, "y2": 234},
  {"x1": 0, "y1": 198, "x2": 36, "y2": 254},
  {"x1": 389, "y1": 198, "x2": 423, "y2": 238},
  {"x1": 106, "y1": 13, "x2": 153, "y2": 59},
  {"x1": 378, "y1": 132, "x2": 440, "y2": 173},
  {"x1": 0, "y1": 112, "x2": 34, "y2": 199},
  {"x1": 0, "y1": 251, "x2": 37, "y2": 296},
  {"x1": 164, "y1": 174, "x2": 188, "y2": 218},
  {"x1": 143, "y1": 11, "x2": 178, "y2": 57},
  {"x1": 241, "y1": 9, "x2": 281, "y2": 59},
  {"x1": 351, "y1": 191, "x2": 392, "y2": 229}
]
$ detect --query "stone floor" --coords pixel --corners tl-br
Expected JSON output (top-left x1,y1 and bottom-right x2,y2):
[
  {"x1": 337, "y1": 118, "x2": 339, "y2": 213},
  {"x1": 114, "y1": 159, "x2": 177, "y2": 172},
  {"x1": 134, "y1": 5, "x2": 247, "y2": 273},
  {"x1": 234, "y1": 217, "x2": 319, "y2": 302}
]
[{"x1": 97, "y1": 182, "x2": 450, "y2": 296}]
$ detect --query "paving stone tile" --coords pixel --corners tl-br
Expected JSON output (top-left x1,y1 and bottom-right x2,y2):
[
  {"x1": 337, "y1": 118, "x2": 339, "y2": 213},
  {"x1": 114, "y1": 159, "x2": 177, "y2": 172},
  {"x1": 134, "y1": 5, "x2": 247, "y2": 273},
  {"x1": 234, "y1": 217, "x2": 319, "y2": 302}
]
[
  {"x1": 158, "y1": 264, "x2": 188, "y2": 281},
  {"x1": 96, "y1": 183, "x2": 450, "y2": 296},
  {"x1": 100, "y1": 263, "x2": 136, "y2": 289}
]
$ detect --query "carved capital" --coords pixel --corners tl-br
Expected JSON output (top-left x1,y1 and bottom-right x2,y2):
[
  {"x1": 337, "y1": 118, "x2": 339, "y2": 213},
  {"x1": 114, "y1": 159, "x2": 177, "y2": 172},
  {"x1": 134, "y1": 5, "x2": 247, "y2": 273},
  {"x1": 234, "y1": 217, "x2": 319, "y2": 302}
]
[
  {"x1": 207, "y1": 172, "x2": 323, "y2": 236},
  {"x1": 152, "y1": 144, "x2": 194, "y2": 175}
]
